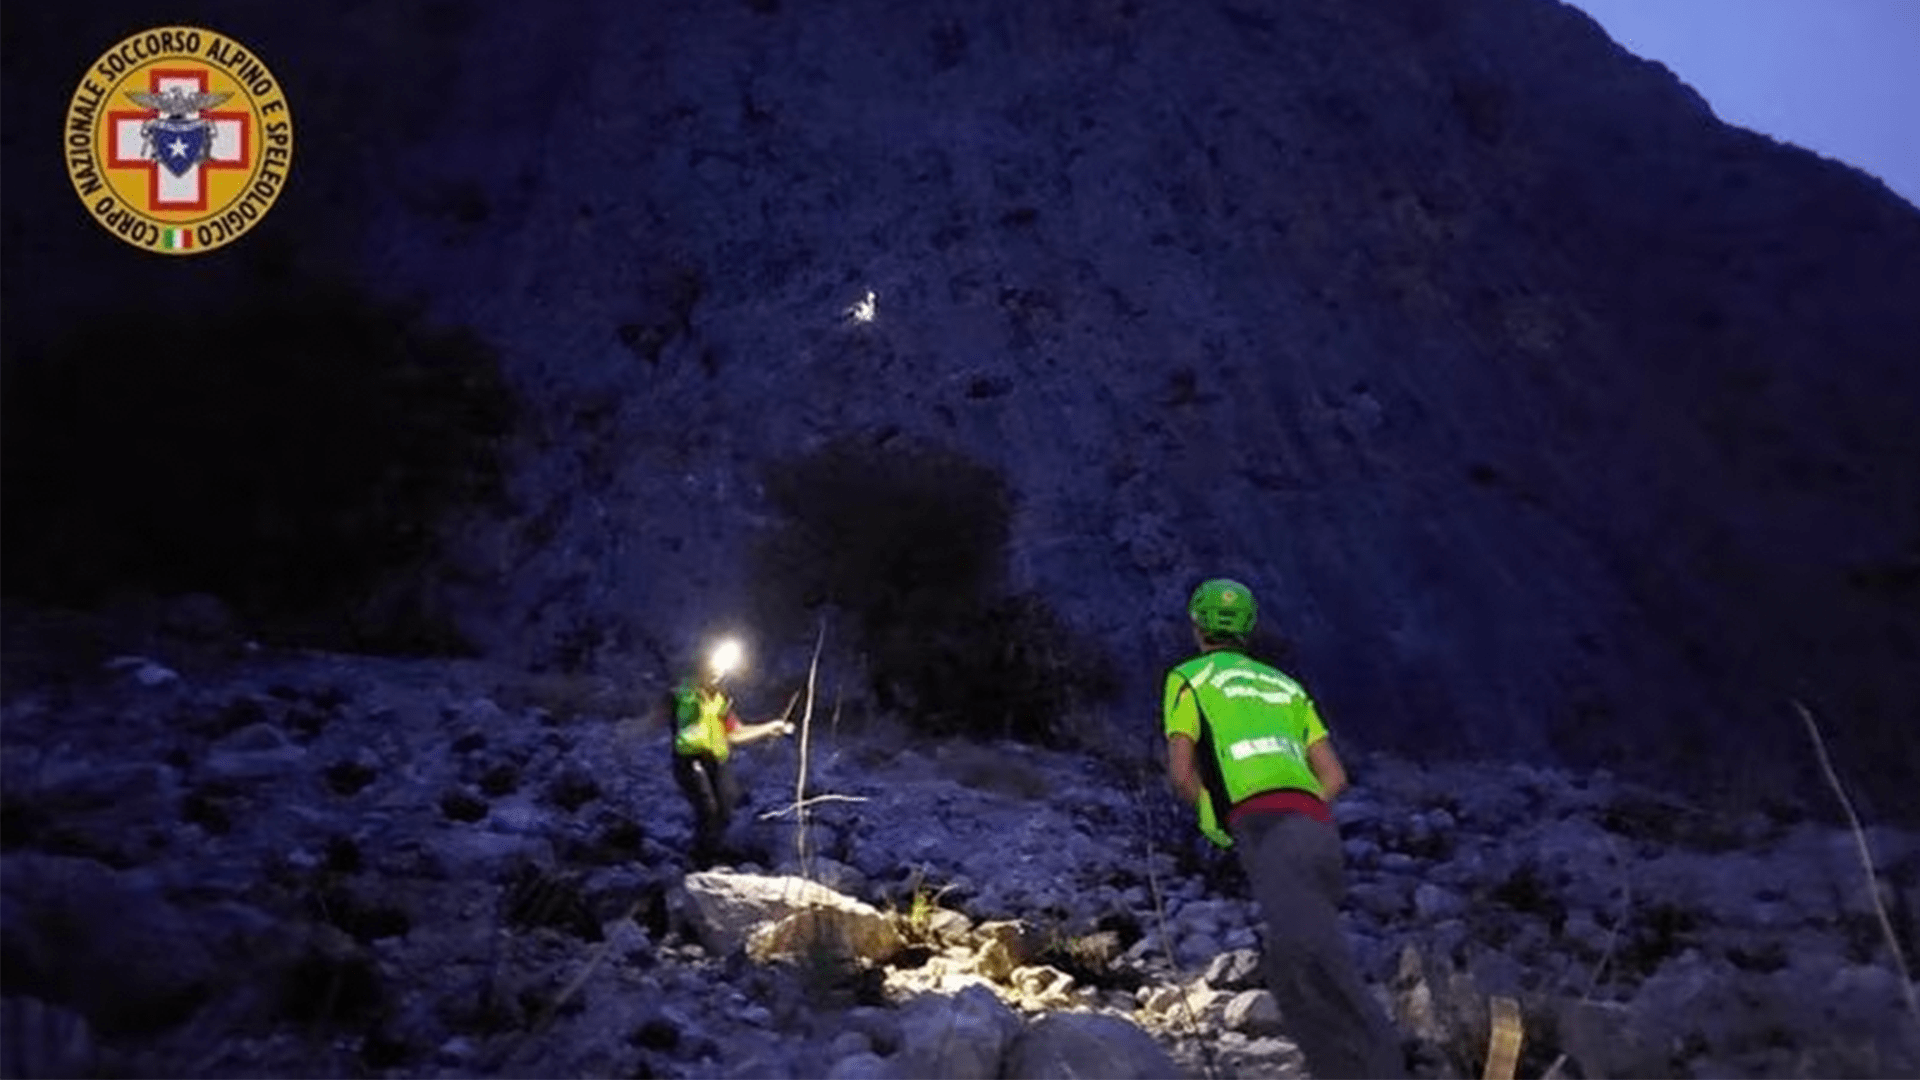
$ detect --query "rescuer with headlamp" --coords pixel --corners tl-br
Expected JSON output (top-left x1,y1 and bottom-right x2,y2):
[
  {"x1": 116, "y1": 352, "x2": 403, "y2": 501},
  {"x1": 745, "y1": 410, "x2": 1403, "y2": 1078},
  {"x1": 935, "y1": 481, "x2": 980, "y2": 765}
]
[{"x1": 668, "y1": 637, "x2": 793, "y2": 867}]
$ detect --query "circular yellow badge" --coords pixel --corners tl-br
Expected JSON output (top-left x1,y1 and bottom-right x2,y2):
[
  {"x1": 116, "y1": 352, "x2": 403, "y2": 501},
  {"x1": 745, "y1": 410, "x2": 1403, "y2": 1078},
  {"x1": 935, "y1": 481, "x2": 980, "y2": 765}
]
[{"x1": 63, "y1": 26, "x2": 294, "y2": 255}]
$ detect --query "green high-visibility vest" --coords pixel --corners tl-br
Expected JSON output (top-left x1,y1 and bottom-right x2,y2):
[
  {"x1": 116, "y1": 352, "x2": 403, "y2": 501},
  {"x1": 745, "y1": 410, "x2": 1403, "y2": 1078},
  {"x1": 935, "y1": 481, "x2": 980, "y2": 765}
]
[
  {"x1": 673, "y1": 682, "x2": 732, "y2": 762},
  {"x1": 1163, "y1": 650, "x2": 1326, "y2": 847}
]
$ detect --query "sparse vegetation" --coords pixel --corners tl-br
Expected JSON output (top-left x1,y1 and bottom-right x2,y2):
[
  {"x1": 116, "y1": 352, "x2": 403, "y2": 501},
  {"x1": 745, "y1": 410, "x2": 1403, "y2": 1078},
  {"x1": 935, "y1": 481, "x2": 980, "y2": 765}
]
[
  {"x1": 749, "y1": 435, "x2": 1116, "y2": 747},
  {"x1": 897, "y1": 866, "x2": 957, "y2": 944}
]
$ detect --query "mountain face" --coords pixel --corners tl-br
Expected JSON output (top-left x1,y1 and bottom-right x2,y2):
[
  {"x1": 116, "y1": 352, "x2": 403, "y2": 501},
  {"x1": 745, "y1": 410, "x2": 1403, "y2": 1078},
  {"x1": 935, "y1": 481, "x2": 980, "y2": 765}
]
[{"x1": 4, "y1": 0, "x2": 1917, "y2": 821}]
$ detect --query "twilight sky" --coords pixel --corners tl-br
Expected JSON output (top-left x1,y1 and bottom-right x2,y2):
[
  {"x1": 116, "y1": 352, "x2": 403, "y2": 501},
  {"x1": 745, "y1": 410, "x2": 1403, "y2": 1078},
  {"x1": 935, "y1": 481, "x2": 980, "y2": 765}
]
[{"x1": 1564, "y1": 0, "x2": 1920, "y2": 209}]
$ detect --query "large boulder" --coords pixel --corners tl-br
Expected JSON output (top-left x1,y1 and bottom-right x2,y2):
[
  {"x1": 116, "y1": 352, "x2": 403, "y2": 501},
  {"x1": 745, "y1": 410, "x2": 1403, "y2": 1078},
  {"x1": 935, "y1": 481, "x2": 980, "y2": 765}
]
[
  {"x1": 1203, "y1": 947, "x2": 1264, "y2": 992},
  {"x1": 678, "y1": 870, "x2": 900, "y2": 963},
  {"x1": 748, "y1": 903, "x2": 903, "y2": 966},
  {"x1": 891, "y1": 984, "x2": 1023, "y2": 1080},
  {"x1": 1222, "y1": 989, "x2": 1286, "y2": 1037},
  {"x1": 1004, "y1": 1012, "x2": 1180, "y2": 1080}
]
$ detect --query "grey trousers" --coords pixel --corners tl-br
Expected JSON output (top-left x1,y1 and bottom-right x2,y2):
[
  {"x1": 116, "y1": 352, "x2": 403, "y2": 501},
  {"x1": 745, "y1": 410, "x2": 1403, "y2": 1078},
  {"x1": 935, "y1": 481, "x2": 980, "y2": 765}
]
[{"x1": 1231, "y1": 811, "x2": 1405, "y2": 1079}]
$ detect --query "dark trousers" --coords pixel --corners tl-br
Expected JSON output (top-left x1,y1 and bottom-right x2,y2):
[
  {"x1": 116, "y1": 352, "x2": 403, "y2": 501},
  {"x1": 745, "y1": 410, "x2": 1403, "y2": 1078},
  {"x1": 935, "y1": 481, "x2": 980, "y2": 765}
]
[
  {"x1": 1232, "y1": 811, "x2": 1406, "y2": 1079},
  {"x1": 673, "y1": 752, "x2": 739, "y2": 865}
]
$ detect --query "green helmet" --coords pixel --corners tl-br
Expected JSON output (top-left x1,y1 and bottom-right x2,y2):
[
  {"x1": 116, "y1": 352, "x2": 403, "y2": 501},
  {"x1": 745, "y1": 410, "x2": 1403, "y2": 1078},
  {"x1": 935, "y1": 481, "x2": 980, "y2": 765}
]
[{"x1": 1189, "y1": 578, "x2": 1257, "y2": 638}]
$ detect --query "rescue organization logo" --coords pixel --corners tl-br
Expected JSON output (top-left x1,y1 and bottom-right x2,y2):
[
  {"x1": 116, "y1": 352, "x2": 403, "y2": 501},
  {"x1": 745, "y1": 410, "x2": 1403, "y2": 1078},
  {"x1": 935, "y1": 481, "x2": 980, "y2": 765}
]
[{"x1": 64, "y1": 26, "x2": 294, "y2": 255}]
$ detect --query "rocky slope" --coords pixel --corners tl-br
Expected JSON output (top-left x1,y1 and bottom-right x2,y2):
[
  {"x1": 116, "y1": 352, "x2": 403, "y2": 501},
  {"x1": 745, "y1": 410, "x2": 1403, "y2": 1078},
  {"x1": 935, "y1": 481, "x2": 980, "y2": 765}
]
[
  {"x1": 2, "y1": 614, "x2": 1916, "y2": 1078},
  {"x1": 4, "y1": 0, "x2": 1917, "y2": 822}
]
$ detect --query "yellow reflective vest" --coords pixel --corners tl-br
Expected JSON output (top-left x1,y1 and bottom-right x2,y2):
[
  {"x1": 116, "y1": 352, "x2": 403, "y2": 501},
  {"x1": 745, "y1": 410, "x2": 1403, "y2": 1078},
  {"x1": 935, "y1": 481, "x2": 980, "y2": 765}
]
[
  {"x1": 673, "y1": 682, "x2": 734, "y2": 761},
  {"x1": 1163, "y1": 650, "x2": 1328, "y2": 847}
]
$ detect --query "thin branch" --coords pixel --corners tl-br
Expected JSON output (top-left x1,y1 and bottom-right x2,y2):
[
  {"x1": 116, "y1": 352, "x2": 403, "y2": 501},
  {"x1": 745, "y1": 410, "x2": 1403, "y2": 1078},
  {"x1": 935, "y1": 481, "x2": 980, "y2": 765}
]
[
  {"x1": 1793, "y1": 698, "x2": 1919, "y2": 1025},
  {"x1": 757, "y1": 793, "x2": 870, "y2": 821},
  {"x1": 775, "y1": 689, "x2": 801, "y2": 726},
  {"x1": 794, "y1": 616, "x2": 827, "y2": 877}
]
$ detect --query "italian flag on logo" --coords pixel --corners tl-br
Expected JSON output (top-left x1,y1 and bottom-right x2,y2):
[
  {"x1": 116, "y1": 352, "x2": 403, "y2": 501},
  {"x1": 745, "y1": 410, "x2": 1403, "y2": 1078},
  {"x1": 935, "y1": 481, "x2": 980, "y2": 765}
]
[{"x1": 162, "y1": 227, "x2": 195, "y2": 251}]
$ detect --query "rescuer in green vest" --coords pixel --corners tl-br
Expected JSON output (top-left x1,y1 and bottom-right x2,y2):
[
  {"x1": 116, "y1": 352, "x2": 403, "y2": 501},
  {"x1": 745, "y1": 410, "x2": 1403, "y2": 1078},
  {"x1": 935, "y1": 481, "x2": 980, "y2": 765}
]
[
  {"x1": 1165, "y1": 578, "x2": 1405, "y2": 1079},
  {"x1": 670, "y1": 637, "x2": 792, "y2": 867}
]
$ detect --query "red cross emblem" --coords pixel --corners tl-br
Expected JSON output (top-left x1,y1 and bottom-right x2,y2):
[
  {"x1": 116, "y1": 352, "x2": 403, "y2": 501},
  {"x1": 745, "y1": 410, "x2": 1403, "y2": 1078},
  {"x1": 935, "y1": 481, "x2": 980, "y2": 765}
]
[{"x1": 107, "y1": 68, "x2": 250, "y2": 212}]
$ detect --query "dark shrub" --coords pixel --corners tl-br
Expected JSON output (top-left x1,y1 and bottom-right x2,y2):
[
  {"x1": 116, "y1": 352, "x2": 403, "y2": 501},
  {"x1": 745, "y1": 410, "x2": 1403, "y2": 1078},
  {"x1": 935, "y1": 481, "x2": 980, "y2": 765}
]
[
  {"x1": 754, "y1": 435, "x2": 1010, "y2": 628},
  {"x1": 0, "y1": 275, "x2": 516, "y2": 653},
  {"x1": 751, "y1": 435, "x2": 1114, "y2": 745}
]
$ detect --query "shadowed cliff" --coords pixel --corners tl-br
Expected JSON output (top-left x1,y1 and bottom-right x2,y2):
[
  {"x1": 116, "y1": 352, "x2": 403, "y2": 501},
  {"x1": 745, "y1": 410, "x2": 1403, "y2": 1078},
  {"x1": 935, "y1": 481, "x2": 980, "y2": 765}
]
[{"x1": 4, "y1": 0, "x2": 1916, "y2": 822}]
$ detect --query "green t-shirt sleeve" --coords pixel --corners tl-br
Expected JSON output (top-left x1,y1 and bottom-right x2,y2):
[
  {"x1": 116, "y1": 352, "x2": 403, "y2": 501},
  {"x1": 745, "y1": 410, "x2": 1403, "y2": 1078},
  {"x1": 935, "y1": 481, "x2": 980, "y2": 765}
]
[{"x1": 1163, "y1": 670, "x2": 1199, "y2": 740}]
